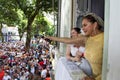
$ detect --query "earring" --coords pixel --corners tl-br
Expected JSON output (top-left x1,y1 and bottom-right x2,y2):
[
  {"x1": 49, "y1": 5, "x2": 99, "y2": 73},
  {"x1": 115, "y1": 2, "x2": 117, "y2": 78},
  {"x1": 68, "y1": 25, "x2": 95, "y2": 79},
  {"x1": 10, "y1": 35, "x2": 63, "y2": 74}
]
[{"x1": 94, "y1": 27, "x2": 97, "y2": 35}]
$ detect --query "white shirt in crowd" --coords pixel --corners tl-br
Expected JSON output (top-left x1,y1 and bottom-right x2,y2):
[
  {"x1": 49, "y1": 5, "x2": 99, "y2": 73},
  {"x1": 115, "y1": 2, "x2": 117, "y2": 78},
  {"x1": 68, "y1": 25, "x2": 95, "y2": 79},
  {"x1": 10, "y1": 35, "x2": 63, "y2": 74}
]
[
  {"x1": 41, "y1": 69, "x2": 47, "y2": 78},
  {"x1": 3, "y1": 75, "x2": 11, "y2": 80}
]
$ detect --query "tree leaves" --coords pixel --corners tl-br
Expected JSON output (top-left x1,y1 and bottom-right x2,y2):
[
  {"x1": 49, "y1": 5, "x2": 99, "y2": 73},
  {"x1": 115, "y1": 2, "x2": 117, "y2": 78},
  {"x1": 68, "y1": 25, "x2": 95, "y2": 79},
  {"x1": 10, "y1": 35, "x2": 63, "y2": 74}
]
[{"x1": 0, "y1": 0, "x2": 58, "y2": 49}]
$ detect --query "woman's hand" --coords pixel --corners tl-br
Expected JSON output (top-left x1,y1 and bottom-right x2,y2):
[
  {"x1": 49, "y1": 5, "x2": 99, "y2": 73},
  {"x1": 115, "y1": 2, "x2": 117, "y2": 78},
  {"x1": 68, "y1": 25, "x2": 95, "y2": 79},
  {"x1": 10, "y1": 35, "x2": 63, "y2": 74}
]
[
  {"x1": 70, "y1": 56, "x2": 80, "y2": 62},
  {"x1": 74, "y1": 56, "x2": 80, "y2": 62},
  {"x1": 70, "y1": 51, "x2": 82, "y2": 62},
  {"x1": 76, "y1": 51, "x2": 82, "y2": 58}
]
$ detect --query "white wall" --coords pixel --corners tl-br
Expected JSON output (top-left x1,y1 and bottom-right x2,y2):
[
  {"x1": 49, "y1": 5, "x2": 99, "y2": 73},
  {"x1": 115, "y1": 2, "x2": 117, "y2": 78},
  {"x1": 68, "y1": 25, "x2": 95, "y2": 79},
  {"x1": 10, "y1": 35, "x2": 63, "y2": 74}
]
[
  {"x1": 104, "y1": 0, "x2": 120, "y2": 80},
  {"x1": 59, "y1": 0, "x2": 72, "y2": 54}
]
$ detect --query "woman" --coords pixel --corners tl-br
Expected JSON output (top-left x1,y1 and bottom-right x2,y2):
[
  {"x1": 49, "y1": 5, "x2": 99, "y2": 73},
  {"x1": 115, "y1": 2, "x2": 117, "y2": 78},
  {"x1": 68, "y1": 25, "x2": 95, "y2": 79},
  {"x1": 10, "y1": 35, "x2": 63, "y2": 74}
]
[
  {"x1": 66, "y1": 28, "x2": 93, "y2": 77},
  {"x1": 54, "y1": 28, "x2": 88, "y2": 80},
  {"x1": 46, "y1": 13, "x2": 104, "y2": 80},
  {"x1": 66, "y1": 27, "x2": 84, "y2": 62},
  {"x1": 82, "y1": 13, "x2": 104, "y2": 80}
]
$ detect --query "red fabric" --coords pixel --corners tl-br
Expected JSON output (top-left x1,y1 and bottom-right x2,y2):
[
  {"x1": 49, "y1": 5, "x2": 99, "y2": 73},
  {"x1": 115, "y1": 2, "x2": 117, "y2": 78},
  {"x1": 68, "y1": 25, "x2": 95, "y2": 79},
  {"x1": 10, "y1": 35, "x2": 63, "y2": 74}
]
[
  {"x1": 0, "y1": 70, "x2": 4, "y2": 80},
  {"x1": 82, "y1": 53, "x2": 84, "y2": 57},
  {"x1": 45, "y1": 77, "x2": 51, "y2": 80},
  {"x1": 39, "y1": 61, "x2": 44, "y2": 67},
  {"x1": 0, "y1": 55, "x2": 8, "y2": 59},
  {"x1": 8, "y1": 60, "x2": 15, "y2": 63}
]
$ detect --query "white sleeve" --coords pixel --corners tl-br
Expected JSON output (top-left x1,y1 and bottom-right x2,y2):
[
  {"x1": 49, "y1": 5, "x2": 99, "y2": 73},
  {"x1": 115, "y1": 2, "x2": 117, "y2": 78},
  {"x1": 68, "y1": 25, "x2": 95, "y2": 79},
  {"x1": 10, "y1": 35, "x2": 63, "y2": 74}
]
[{"x1": 79, "y1": 47, "x2": 85, "y2": 53}]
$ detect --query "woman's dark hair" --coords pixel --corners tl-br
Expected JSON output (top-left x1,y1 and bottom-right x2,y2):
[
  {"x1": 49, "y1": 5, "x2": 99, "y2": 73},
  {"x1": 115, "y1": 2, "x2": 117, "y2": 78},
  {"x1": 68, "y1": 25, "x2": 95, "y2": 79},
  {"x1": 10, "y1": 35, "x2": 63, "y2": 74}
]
[
  {"x1": 83, "y1": 14, "x2": 96, "y2": 23},
  {"x1": 72, "y1": 27, "x2": 81, "y2": 33},
  {"x1": 82, "y1": 13, "x2": 104, "y2": 32}
]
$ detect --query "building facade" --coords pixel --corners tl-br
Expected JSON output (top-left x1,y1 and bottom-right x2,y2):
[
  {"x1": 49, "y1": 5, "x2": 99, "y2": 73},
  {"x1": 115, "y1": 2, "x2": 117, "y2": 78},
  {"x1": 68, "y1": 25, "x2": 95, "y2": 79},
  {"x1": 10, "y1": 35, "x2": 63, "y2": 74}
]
[{"x1": 57, "y1": 0, "x2": 120, "y2": 80}]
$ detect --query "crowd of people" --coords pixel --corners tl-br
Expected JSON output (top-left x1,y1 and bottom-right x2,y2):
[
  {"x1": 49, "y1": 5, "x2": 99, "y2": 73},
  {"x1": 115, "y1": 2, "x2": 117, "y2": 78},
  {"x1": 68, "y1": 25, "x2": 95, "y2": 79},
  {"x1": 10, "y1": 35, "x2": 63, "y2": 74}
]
[{"x1": 0, "y1": 37, "x2": 55, "y2": 80}]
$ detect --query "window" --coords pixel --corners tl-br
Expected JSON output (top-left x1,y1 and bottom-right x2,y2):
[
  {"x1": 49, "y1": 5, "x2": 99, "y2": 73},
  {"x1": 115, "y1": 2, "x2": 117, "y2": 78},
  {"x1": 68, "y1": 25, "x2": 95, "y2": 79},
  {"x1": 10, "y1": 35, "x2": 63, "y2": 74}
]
[{"x1": 73, "y1": 0, "x2": 91, "y2": 28}]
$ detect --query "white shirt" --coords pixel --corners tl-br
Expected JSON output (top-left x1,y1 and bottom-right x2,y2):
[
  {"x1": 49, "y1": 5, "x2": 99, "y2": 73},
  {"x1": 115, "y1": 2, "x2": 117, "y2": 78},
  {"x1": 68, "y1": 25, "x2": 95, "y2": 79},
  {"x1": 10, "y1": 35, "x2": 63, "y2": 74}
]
[
  {"x1": 70, "y1": 45, "x2": 85, "y2": 56},
  {"x1": 3, "y1": 75, "x2": 11, "y2": 80},
  {"x1": 41, "y1": 69, "x2": 47, "y2": 78},
  {"x1": 30, "y1": 67, "x2": 35, "y2": 74},
  {"x1": 20, "y1": 76, "x2": 26, "y2": 80}
]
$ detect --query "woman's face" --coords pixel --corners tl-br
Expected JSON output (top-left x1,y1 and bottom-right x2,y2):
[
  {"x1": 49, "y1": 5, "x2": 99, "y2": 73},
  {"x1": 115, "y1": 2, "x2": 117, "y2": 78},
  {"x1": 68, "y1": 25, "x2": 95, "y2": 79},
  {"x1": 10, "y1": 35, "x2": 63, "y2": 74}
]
[
  {"x1": 82, "y1": 19, "x2": 95, "y2": 36},
  {"x1": 71, "y1": 29, "x2": 79, "y2": 38}
]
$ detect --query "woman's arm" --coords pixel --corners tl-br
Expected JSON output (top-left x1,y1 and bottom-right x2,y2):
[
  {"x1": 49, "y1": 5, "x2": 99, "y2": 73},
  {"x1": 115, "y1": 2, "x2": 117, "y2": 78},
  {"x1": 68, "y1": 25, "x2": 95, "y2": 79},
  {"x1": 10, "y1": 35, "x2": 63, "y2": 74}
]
[
  {"x1": 66, "y1": 45, "x2": 72, "y2": 60},
  {"x1": 45, "y1": 34, "x2": 88, "y2": 46}
]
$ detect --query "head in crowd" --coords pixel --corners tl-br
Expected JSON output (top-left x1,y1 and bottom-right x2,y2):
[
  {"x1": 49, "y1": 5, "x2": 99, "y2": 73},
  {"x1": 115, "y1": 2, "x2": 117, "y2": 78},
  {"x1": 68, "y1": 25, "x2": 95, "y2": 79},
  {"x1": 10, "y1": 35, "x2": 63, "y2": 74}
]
[
  {"x1": 82, "y1": 13, "x2": 104, "y2": 36},
  {"x1": 41, "y1": 36, "x2": 44, "y2": 39}
]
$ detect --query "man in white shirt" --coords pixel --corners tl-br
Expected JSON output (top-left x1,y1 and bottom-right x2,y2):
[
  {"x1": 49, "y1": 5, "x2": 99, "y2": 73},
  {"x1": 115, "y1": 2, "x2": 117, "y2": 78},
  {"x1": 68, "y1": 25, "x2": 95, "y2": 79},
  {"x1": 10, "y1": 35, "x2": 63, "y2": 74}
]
[
  {"x1": 41, "y1": 65, "x2": 47, "y2": 79},
  {"x1": 3, "y1": 71, "x2": 11, "y2": 80}
]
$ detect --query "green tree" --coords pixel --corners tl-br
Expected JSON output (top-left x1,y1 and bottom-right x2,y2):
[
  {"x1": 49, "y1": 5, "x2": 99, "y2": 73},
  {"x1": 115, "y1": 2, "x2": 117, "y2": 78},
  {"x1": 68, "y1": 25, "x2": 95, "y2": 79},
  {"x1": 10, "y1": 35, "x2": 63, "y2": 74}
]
[
  {"x1": 15, "y1": 0, "x2": 58, "y2": 50},
  {"x1": 33, "y1": 14, "x2": 55, "y2": 36},
  {"x1": 0, "y1": 0, "x2": 58, "y2": 51}
]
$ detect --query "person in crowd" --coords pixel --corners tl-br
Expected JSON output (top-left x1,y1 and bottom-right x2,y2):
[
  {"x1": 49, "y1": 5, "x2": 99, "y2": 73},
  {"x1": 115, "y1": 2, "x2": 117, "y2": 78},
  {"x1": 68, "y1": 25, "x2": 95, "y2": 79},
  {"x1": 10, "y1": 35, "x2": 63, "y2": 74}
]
[
  {"x1": 45, "y1": 71, "x2": 51, "y2": 80},
  {"x1": 0, "y1": 65, "x2": 5, "y2": 80},
  {"x1": 19, "y1": 72, "x2": 26, "y2": 80},
  {"x1": 45, "y1": 13, "x2": 104, "y2": 80},
  {"x1": 3, "y1": 71, "x2": 11, "y2": 80},
  {"x1": 41, "y1": 65, "x2": 47, "y2": 80}
]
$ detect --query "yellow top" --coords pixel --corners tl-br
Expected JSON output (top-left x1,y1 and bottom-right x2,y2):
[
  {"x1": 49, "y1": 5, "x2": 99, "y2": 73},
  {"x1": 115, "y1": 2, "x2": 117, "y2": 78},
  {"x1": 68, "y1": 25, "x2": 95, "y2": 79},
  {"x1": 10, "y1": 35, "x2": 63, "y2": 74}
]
[{"x1": 85, "y1": 32, "x2": 104, "y2": 80}]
